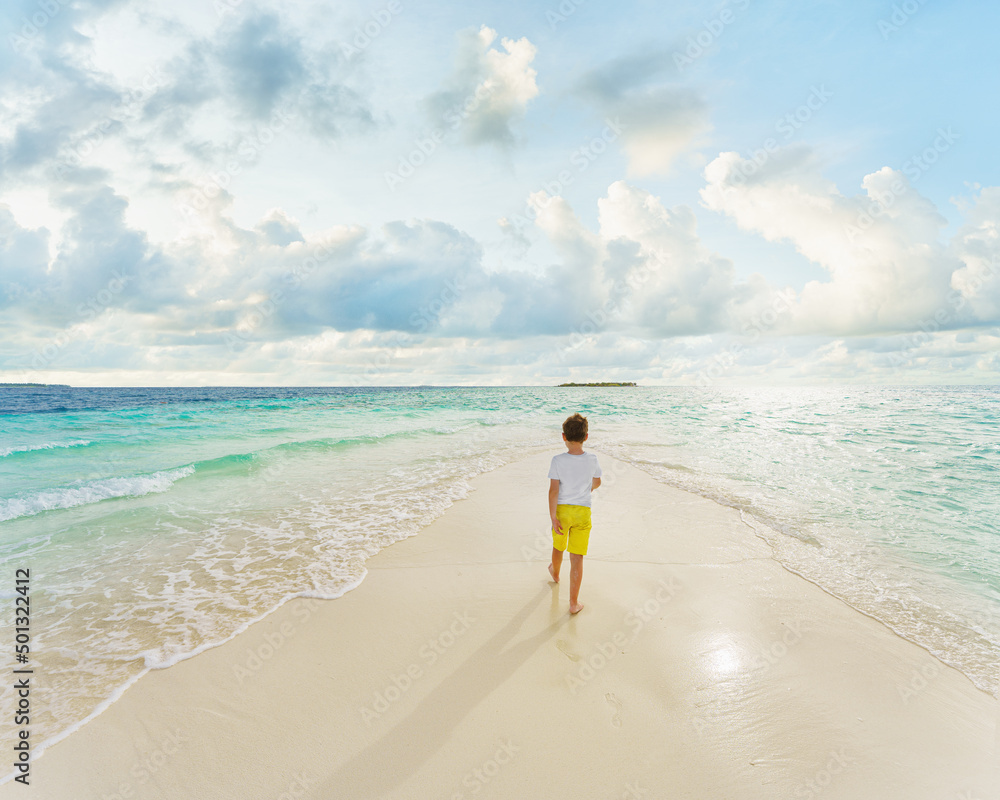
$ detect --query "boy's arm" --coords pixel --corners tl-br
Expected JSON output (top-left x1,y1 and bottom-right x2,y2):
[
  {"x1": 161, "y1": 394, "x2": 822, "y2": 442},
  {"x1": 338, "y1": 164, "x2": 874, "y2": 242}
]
[
  {"x1": 592, "y1": 477, "x2": 602, "y2": 491},
  {"x1": 548, "y1": 479, "x2": 561, "y2": 532}
]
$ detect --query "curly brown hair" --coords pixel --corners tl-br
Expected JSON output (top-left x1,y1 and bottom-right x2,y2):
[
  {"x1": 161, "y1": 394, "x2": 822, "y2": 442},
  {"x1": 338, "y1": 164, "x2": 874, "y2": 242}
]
[{"x1": 562, "y1": 413, "x2": 588, "y2": 443}]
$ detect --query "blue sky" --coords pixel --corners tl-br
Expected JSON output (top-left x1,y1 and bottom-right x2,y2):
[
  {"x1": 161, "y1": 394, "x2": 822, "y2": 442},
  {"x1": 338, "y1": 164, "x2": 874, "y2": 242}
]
[{"x1": 1, "y1": 0, "x2": 998, "y2": 385}]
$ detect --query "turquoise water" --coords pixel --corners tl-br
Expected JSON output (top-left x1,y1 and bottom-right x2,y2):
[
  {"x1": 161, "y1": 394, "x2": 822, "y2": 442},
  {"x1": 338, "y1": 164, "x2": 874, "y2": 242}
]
[{"x1": 1, "y1": 385, "x2": 998, "y2": 755}]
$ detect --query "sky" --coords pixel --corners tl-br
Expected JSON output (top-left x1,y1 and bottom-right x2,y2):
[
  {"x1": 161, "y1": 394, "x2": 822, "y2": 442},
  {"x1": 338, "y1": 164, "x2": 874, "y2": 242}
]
[{"x1": 0, "y1": 0, "x2": 998, "y2": 386}]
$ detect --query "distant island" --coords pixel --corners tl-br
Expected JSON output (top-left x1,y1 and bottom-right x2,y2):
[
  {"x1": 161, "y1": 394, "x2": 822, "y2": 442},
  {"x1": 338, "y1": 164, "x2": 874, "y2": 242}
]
[
  {"x1": 0, "y1": 383, "x2": 71, "y2": 388},
  {"x1": 556, "y1": 382, "x2": 637, "y2": 387}
]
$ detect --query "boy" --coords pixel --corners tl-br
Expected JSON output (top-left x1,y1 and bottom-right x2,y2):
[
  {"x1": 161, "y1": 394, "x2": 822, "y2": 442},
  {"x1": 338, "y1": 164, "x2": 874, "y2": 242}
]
[{"x1": 547, "y1": 413, "x2": 602, "y2": 614}]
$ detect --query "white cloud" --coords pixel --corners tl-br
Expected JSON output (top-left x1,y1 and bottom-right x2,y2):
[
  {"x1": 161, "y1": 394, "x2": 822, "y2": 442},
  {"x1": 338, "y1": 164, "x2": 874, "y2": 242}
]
[
  {"x1": 425, "y1": 25, "x2": 539, "y2": 148},
  {"x1": 700, "y1": 147, "x2": 999, "y2": 336},
  {"x1": 613, "y1": 88, "x2": 708, "y2": 177},
  {"x1": 949, "y1": 187, "x2": 1000, "y2": 323},
  {"x1": 577, "y1": 50, "x2": 709, "y2": 177},
  {"x1": 482, "y1": 181, "x2": 777, "y2": 342},
  {"x1": 596, "y1": 180, "x2": 777, "y2": 335}
]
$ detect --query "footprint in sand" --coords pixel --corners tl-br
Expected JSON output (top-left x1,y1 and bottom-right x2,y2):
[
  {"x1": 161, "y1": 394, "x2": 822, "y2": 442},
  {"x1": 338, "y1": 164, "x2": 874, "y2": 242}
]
[
  {"x1": 556, "y1": 639, "x2": 579, "y2": 662},
  {"x1": 605, "y1": 692, "x2": 623, "y2": 728}
]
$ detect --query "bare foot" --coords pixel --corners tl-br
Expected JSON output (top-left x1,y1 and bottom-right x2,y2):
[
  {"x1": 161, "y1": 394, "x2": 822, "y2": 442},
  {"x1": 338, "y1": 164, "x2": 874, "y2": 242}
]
[
  {"x1": 569, "y1": 602, "x2": 584, "y2": 614},
  {"x1": 548, "y1": 563, "x2": 559, "y2": 583}
]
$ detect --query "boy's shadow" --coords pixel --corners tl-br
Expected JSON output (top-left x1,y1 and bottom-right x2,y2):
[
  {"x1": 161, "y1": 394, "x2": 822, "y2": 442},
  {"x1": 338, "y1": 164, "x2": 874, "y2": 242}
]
[{"x1": 314, "y1": 584, "x2": 568, "y2": 799}]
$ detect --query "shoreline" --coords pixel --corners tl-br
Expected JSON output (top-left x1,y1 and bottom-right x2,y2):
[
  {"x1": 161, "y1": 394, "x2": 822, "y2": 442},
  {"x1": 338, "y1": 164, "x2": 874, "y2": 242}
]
[{"x1": 3, "y1": 448, "x2": 997, "y2": 798}]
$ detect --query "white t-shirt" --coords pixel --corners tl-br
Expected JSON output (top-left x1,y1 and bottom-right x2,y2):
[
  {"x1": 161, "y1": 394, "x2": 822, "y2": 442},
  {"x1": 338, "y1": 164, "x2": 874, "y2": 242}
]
[{"x1": 548, "y1": 452, "x2": 602, "y2": 507}]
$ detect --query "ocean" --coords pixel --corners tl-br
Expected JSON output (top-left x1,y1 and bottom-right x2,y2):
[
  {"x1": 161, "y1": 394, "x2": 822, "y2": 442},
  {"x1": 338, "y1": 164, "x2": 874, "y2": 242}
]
[{"x1": 1, "y1": 385, "x2": 998, "y2": 757}]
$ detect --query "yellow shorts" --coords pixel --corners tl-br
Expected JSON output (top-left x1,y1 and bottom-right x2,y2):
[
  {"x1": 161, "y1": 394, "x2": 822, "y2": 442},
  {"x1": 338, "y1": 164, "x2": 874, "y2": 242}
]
[{"x1": 552, "y1": 504, "x2": 592, "y2": 556}]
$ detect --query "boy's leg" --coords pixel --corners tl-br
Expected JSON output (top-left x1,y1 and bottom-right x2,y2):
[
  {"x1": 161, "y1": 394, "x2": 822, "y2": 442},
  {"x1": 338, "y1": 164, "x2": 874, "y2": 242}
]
[
  {"x1": 569, "y1": 554, "x2": 584, "y2": 614},
  {"x1": 550, "y1": 506, "x2": 568, "y2": 582},
  {"x1": 549, "y1": 547, "x2": 563, "y2": 582}
]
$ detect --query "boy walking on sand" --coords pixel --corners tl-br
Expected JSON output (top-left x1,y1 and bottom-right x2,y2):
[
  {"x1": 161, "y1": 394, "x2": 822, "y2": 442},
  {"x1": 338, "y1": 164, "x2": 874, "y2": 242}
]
[{"x1": 548, "y1": 413, "x2": 602, "y2": 614}]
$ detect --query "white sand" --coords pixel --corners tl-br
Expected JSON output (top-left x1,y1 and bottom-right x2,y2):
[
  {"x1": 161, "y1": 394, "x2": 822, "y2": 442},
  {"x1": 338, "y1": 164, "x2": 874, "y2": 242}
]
[{"x1": 5, "y1": 448, "x2": 997, "y2": 799}]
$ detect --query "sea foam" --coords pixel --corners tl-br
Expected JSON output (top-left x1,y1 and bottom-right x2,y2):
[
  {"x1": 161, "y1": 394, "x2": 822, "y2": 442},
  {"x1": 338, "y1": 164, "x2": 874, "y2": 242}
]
[{"x1": 0, "y1": 465, "x2": 195, "y2": 522}]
